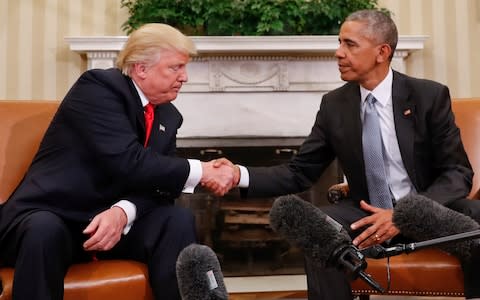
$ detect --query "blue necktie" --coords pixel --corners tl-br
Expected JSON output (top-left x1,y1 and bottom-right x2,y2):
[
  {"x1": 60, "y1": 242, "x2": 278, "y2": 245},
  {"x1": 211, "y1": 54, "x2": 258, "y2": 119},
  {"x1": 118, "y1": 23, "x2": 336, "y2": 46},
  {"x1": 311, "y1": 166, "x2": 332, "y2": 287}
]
[{"x1": 362, "y1": 93, "x2": 393, "y2": 209}]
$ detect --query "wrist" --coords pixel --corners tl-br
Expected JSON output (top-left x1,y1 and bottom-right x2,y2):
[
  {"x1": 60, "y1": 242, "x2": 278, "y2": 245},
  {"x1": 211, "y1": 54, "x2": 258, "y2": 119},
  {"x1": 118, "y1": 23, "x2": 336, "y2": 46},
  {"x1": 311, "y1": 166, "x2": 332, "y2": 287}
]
[
  {"x1": 234, "y1": 165, "x2": 241, "y2": 186},
  {"x1": 112, "y1": 206, "x2": 128, "y2": 227}
]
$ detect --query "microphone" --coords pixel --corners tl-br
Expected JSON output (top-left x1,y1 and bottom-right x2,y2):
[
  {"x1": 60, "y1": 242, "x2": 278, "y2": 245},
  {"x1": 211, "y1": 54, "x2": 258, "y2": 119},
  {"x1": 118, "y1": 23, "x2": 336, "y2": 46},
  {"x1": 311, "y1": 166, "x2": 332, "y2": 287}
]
[
  {"x1": 269, "y1": 194, "x2": 385, "y2": 293},
  {"x1": 392, "y1": 193, "x2": 480, "y2": 260},
  {"x1": 176, "y1": 243, "x2": 228, "y2": 300}
]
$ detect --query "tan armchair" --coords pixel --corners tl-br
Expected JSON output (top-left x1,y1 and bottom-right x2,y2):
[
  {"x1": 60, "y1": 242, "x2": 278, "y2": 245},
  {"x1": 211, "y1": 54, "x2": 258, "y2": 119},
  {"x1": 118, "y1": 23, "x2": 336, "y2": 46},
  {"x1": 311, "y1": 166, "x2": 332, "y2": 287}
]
[
  {"x1": 327, "y1": 98, "x2": 480, "y2": 299},
  {"x1": 0, "y1": 101, "x2": 154, "y2": 300}
]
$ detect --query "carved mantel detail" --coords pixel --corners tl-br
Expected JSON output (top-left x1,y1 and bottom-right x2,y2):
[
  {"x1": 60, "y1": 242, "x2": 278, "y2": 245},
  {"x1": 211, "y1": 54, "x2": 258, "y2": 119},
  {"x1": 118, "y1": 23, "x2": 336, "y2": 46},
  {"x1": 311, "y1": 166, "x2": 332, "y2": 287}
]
[{"x1": 208, "y1": 58, "x2": 289, "y2": 92}]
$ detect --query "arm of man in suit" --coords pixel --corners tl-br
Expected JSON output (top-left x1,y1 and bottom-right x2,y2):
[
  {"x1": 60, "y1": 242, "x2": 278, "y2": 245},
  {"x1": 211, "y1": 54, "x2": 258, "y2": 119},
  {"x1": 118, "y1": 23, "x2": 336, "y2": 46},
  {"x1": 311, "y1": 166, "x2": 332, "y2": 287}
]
[
  {"x1": 417, "y1": 86, "x2": 473, "y2": 204},
  {"x1": 81, "y1": 160, "x2": 238, "y2": 251}
]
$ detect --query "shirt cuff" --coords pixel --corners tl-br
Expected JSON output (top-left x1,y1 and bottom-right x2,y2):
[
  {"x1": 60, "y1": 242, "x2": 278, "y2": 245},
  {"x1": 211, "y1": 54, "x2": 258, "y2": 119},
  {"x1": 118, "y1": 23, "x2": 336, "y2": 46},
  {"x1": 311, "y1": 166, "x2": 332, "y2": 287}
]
[
  {"x1": 237, "y1": 165, "x2": 250, "y2": 188},
  {"x1": 183, "y1": 159, "x2": 202, "y2": 193},
  {"x1": 112, "y1": 200, "x2": 137, "y2": 235}
]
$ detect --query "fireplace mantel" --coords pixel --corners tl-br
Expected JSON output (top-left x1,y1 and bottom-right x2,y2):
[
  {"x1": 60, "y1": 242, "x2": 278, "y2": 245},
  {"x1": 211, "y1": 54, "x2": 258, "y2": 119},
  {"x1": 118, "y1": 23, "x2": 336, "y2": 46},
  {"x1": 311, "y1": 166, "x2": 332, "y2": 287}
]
[
  {"x1": 65, "y1": 35, "x2": 427, "y2": 140},
  {"x1": 65, "y1": 35, "x2": 427, "y2": 69}
]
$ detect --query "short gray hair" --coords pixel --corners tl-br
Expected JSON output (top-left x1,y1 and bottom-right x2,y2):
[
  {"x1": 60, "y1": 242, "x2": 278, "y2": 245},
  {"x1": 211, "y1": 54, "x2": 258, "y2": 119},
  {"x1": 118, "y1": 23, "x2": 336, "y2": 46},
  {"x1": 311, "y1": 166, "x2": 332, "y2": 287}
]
[{"x1": 345, "y1": 9, "x2": 398, "y2": 60}]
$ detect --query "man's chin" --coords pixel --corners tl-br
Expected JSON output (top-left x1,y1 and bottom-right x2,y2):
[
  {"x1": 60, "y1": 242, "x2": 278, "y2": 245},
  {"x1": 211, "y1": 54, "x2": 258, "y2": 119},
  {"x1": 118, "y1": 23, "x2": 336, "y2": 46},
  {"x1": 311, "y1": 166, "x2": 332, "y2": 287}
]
[
  {"x1": 167, "y1": 92, "x2": 179, "y2": 102},
  {"x1": 339, "y1": 74, "x2": 350, "y2": 82},
  {"x1": 339, "y1": 73, "x2": 356, "y2": 82}
]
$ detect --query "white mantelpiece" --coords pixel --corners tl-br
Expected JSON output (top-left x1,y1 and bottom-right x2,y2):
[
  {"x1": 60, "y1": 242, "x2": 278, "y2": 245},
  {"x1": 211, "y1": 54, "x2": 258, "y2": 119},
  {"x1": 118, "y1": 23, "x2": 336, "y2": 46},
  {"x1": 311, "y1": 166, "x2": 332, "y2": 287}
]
[
  {"x1": 65, "y1": 35, "x2": 427, "y2": 139},
  {"x1": 65, "y1": 35, "x2": 426, "y2": 71}
]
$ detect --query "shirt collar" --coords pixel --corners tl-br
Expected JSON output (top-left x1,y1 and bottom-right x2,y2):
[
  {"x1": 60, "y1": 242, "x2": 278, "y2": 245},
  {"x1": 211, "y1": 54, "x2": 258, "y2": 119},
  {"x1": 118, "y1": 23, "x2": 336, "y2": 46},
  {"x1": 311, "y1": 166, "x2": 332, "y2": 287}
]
[
  {"x1": 360, "y1": 68, "x2": 393, "y2": 108},
  {"x1": 132, "y1": 79, "x2": 150, "y2": 108}
]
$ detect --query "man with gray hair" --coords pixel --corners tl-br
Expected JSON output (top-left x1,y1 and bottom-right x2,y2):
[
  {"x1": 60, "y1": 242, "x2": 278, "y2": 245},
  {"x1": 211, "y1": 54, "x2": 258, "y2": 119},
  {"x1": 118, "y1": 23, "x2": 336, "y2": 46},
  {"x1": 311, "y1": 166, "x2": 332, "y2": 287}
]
[
  {"x1": 0, "y1": 23, "x2": 235, "y2": 300},
  {"x1": 212, "y1": 9, "x2": 480, "y2": 299}
]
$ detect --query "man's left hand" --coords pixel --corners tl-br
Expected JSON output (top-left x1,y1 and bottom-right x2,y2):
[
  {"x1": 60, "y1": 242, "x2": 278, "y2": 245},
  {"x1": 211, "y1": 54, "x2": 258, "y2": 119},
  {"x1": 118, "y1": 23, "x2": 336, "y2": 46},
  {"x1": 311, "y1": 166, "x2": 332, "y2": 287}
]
[
  {"x1": 350, "y1": 200, "x2": 400, "y2": 249},
  {"x1": 83, "y1": 206, "x2": 127, "y2": 251}
]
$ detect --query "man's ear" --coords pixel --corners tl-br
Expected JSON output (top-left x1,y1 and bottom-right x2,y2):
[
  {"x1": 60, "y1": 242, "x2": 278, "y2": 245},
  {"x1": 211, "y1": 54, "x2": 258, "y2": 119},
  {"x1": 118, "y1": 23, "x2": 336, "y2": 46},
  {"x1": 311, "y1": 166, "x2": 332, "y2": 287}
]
[
  {"x1": 132, "y1": 63, "x2": 148, "y2": 79},
  {"x1": 377, "y1": 44, "x2": 392, "y2": 63}
]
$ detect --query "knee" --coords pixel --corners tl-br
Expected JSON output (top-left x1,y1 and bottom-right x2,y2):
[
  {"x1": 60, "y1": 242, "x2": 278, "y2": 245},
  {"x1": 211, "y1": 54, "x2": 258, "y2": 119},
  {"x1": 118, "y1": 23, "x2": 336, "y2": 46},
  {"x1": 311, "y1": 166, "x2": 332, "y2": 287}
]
[{"x1": 20, "y1": 211, "x2": 72, "y2": 251}]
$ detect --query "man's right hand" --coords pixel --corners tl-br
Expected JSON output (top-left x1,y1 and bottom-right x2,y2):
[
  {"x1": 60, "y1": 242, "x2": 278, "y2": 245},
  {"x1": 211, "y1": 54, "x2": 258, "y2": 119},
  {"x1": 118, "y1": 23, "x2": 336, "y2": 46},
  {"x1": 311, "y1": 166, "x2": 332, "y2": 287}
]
[
  {"x1": 83, "y1": 206, "x2": 127, "y2": 252},
  {"x1": 200, "y1": 158, "x2": 239, "y2": 196}
]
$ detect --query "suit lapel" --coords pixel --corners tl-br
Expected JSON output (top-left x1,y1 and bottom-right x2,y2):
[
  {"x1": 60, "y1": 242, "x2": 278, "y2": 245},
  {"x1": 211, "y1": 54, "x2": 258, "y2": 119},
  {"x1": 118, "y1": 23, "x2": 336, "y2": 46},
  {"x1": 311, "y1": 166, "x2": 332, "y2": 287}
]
[
  {"x1": 392, "y1": 71, "x2": 417, "y2": 184},
  {"x1": 344, "y1": 85, "x2": 364, "y2": 168},
  {"x1": 148, "y1": 104, "x2": 174, "y2": 152},
  {"x1": 124, "y1": 78, "x2": 148, "y2": 134}
]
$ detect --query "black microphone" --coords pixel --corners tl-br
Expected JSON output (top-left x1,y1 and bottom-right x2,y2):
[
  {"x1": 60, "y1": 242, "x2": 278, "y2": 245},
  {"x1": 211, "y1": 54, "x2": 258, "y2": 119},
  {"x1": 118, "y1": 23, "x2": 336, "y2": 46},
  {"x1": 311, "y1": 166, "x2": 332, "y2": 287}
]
[
  {"x1": 176, "y1": 243, "x2": 228, "y2": 300},
  {"x1": 392, "y1": 193, "x2": 480, "y2": 260},
  {"x1": 269, "y1": 194, "x2": 385, "y2": 293}
]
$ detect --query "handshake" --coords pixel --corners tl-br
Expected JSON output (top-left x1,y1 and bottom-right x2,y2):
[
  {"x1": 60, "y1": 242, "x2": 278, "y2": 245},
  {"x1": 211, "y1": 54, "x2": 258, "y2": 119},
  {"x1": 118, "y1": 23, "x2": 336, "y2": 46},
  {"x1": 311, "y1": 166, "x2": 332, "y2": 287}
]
[{"x1": 200, "y1": 158, "x2": 240, "y2": 196}]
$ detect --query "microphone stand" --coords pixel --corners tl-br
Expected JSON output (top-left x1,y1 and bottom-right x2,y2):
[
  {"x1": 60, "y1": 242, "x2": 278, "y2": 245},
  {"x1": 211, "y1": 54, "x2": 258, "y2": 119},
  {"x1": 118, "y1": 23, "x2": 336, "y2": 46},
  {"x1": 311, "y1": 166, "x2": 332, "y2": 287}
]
[
  {"x1": 368, "y1": 229, "x2": 480, "y2": 259},
  {"x1": 332, "y1": 245, "x2": 386, "y2": 293}
]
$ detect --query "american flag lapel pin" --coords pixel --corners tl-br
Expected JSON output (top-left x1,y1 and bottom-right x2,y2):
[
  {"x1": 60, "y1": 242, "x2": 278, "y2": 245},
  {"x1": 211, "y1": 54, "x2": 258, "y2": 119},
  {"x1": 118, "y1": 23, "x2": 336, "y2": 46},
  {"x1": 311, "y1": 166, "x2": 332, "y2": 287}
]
[
  {"x1": 159, "y1": 124, "x2": 166, "y2": 132},
  {"x1": 403, "y1": 108, "x2": 412, "y2": 116}
]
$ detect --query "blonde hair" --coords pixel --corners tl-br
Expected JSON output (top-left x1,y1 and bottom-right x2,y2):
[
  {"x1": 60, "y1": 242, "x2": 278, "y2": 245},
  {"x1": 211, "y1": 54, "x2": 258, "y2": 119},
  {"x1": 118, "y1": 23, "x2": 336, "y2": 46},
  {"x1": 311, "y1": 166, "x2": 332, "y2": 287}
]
[{"x1": 116, "y1": 23, "x2": 197, "y2": 75}]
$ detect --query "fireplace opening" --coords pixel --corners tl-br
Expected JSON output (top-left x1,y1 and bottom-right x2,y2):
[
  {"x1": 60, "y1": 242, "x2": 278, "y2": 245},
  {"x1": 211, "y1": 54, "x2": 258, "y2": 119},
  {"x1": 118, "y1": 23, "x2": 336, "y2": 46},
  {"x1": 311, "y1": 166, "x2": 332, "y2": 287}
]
[{"x1": 176, "y1": 139, "x2": 342, "y2": 276}]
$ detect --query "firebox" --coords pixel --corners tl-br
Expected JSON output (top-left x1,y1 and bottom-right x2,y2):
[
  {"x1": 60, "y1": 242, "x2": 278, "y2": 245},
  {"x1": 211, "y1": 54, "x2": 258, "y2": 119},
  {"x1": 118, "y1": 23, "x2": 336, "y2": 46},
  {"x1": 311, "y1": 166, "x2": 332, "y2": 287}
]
[{"x1": 176, "y1": 138, "x2": 342, "y2": 276}]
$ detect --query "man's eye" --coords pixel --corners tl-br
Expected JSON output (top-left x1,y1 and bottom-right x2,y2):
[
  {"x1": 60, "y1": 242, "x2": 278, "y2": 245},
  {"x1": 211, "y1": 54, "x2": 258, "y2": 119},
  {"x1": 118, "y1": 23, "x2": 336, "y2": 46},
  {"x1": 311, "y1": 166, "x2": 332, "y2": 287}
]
[{"x1": 170, "y1": 66, "x2": 180, "y2": 71}]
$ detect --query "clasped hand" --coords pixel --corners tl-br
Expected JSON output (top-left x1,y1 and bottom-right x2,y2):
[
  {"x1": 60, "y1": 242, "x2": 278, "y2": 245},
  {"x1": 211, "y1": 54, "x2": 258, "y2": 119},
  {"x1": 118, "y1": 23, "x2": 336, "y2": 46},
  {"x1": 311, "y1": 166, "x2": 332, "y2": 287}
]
[{"x1": 200, "y1": 158, "x2": 239, "y2": 196}]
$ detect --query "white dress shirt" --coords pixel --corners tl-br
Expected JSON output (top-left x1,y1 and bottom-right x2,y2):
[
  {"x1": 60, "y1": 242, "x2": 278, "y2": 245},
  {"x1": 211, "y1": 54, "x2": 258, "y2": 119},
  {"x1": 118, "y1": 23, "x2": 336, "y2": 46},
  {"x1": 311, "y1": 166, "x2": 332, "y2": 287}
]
[{"x1": 360, "y1": 68, "x2": 416, "y2": 201}]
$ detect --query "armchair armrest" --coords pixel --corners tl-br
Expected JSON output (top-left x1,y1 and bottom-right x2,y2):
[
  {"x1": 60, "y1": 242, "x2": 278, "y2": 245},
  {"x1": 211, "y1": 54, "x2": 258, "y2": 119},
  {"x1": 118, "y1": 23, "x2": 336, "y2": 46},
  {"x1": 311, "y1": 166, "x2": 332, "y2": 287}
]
[
  {"x1": 327, "y1": 182, "x2": 350, "y2": 204},
  {"x1": 327, "y1": 185, "x2": 480, "y2": 203}
]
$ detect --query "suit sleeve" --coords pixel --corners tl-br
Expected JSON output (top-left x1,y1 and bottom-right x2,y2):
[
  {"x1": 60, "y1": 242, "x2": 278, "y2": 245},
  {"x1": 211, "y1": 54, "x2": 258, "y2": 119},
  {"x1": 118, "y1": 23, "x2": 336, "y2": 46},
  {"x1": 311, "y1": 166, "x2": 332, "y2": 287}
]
[
  {"x1": 418, "y1": 86, "x2": 473, "y2": 204},
  {"x1": 246, "y1": 98, "x2": 336, "y2": 198},
  {"x1": 62, "y1": 70, "x2": 190, "y2": 196}
]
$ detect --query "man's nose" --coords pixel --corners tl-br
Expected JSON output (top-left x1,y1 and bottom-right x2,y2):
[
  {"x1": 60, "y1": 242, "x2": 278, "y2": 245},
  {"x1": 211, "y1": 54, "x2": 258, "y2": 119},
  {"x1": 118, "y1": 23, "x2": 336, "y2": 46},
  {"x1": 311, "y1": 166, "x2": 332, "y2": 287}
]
[
  {"x1": 179, "y1": 70, "x2": 188, "y2": 82},
  {"x1": 335, "y1": 46, "x2": 345, "y2": 59}
]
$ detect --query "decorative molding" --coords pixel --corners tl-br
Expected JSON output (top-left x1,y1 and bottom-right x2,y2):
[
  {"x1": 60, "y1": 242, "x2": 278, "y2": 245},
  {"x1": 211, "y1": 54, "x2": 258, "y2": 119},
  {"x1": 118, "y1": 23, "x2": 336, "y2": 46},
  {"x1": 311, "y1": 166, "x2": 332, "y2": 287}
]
[
  {"x1": 64, "y1": 35, "x2": 427, "y2": 91},
  {"x1": 64, "y1": 35, "x2": 428, "y2": 139},
  {"x1": 86, "y1": 51, "x2": 118, "y2": 70},
  {"x1": 65, "y1": 35, "x2": 428, "y2": 54},
  {"x1": 209, "y1": 60, "x2": 289, "y2": 92}
]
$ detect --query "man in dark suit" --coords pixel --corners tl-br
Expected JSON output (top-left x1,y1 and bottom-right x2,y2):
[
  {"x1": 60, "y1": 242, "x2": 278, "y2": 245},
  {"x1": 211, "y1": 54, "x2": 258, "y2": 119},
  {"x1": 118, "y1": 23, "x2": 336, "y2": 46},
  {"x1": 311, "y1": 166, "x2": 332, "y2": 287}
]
[
  {"x1": 212, "y1": 9, "x2": 480, "y2": 299},
  {"x1": 0, "y1": 23, "x2": 235, "y2": 300}
]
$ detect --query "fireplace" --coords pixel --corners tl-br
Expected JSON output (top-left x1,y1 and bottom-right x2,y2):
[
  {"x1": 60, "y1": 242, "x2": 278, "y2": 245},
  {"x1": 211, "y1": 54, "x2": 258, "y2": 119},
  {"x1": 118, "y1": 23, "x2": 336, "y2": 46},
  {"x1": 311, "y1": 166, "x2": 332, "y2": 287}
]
[
  {"x1": 65, "y1": 35, "x2": 426, "y2": 279},
  {"x1": 175, "y1": 140, "x2": 342, "y2": 276}
]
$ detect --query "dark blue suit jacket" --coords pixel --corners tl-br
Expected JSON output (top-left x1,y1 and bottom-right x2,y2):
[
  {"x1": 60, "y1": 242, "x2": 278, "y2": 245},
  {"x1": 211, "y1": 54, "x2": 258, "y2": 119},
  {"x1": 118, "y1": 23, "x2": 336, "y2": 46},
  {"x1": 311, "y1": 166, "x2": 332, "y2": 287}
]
[
  {"x1": 246, "y1": 71, "x2": 473, "y2": 206},
  {"x1": 0, "y1": 68, "x2": 190, "y2": 243}
]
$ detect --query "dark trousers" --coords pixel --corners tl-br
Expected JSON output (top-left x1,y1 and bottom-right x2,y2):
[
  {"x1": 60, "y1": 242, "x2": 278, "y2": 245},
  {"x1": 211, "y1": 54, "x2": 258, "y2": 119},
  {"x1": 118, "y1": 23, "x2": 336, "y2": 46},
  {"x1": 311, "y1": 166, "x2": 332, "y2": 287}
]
[
  {"x1": 304, "y1": 197, "x2": 480, "y2": 300},
  {"x1": 447, "y1": 198, "x2": 480, "y2": 299},
  {"x1": 304, "y1": 199, "x2": 368, "y2": 300},
  {"x1": 0, "y1": 205, "x2": 196, "y2": 300}
]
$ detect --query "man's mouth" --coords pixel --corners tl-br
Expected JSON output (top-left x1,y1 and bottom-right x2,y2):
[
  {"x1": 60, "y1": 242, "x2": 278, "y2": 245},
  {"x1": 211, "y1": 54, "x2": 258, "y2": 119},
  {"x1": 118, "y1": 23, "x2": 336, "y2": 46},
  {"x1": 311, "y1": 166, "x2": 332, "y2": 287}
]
[{"x1": 338, "y1": 64, "x2": 350, "y2": 72}]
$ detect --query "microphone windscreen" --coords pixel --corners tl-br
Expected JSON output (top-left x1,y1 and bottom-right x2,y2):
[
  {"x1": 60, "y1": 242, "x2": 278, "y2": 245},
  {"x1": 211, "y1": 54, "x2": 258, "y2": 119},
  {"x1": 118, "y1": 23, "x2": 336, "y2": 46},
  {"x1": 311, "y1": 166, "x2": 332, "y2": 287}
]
[
  {"x1": 176, "y1": 243, "x2": 228, "y2": 300},
  {"x1": 269, "y1": 194, "x2": 351, "y2": 267},
  {"x1": 393, "y1": 193, "x2": 480, "y2": 259}
]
